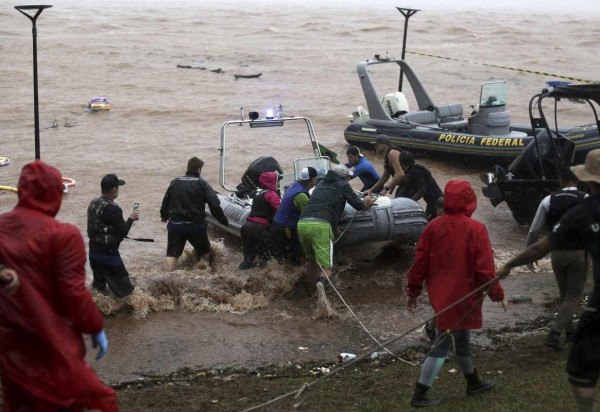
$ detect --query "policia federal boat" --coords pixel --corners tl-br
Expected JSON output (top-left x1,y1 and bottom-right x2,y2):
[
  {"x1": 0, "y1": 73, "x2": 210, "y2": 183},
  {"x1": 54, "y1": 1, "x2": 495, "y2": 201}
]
[
  {"x1": 344, "y1": 57, "x2": 600, "y2": 160},
  {"x1": 204, "y1": 111, "x2": 427, "y2": 249},
  {"x1": 481, "y1": 83, "x2": 600, "y2": 225}
]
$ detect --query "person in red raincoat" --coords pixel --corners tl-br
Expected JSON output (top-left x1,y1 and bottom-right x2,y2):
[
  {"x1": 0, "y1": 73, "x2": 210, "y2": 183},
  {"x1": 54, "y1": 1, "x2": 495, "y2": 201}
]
[
  {"x1": 0, "y1": 161, "x2": 118, "y2": 411},
  {"x1": 405, "y1": 179, "x2": 506, "y2": 408}
]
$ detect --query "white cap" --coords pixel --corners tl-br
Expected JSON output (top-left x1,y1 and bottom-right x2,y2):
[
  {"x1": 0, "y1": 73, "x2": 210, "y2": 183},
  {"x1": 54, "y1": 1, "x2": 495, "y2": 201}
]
[{"x1": 299, "y1": 167, "x2": 310, "y2": 181}]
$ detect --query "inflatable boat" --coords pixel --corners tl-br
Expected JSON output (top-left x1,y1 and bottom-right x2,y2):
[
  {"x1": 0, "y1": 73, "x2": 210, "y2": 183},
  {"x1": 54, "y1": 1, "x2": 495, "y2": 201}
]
[
  {"x1": 481, "y1": 83, "x2": 600, "y2": 224},
  {"x1": 204, "y1": 114, "x2": 427, "y2": 248},
  {"x1": 88, "y1": 96, "x2": 110, "y2": 111},
  {"x1": 344, "y1": 57, "x2": 599, "y2": 161}
]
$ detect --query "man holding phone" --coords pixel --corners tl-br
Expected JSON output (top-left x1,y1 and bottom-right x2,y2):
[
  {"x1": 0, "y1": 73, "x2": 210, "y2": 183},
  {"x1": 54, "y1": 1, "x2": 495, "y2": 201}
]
[{"x1": 87, "y1": 173, "x2": 139, "y2": 298}]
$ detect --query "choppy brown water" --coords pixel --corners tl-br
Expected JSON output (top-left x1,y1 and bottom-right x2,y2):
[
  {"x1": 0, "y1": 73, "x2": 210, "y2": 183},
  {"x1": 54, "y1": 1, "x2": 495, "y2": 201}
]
[{"x1": 1, "y1": 0, "x2": 598, "y2": 382}]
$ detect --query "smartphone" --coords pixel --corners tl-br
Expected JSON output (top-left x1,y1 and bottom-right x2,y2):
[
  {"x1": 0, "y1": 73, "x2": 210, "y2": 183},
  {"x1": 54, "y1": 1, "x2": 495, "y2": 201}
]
[{"x1": 133, "y1": 202, "x2": 140, "y2": 212}]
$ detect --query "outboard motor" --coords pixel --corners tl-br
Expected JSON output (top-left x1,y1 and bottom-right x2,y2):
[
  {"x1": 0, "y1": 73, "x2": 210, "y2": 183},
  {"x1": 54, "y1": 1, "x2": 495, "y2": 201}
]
[{"x1": 236, "y1": 156, "x2": 283, "y2": 198}]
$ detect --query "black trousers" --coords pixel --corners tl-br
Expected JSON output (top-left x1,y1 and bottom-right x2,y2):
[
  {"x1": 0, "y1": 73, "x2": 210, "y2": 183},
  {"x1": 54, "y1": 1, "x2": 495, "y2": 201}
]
[
  {"x1": 270, "y1": 223, "x2": 302, "y2": 266},
  {"x1": 240, "y1": 221, "x2": 271, "y2": 264},
  {"x1": 89, "y1": 252, "x2": 134, "y2": 298}
]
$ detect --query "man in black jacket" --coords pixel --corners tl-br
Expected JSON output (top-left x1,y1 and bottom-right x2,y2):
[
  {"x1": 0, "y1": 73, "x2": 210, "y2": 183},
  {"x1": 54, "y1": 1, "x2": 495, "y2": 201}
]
[
  {"x1": 87, "y1": 173, "x2": 139, "y2": 297},
  {"x1": 160, "y1": 157, "x2": 228, "y2": 272}
]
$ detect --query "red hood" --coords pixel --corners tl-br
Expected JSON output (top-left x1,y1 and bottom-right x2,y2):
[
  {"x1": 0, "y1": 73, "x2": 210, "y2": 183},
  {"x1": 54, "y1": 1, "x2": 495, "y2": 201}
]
[
  {"x1": 259, "y1": 171, "x2": 278, "y2": 191},
  {"x1": 16, "y1": 160, "x2": 63, "y2": 217},
  {"x1": 443, "y1": 179, "x2": 476, "y2": 216}
]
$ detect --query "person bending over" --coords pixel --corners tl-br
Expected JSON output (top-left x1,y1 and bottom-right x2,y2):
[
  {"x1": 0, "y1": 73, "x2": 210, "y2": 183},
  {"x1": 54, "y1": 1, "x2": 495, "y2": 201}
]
[{"x1": 239, "y1": 171, "x2": 281, "y2": 269}]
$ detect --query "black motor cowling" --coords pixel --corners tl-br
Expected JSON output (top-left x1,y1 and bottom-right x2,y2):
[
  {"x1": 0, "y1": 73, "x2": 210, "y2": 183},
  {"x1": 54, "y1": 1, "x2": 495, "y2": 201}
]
[{"x1": 236, "y1": 156, "x2": 283, "y2": 198}]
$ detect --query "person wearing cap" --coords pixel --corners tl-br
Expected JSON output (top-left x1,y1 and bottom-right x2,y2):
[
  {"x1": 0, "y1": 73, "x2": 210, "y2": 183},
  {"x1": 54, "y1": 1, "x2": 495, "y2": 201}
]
[
  {"x1": 238, "y1": 171, "x2": 281, "y2": 270},
  {"x1": 525, "y1": 165, "x2": 588, "y2": 351},
  {"x1": 87, "y1": 173, "x2": 139, "y2": 298},
  {"x1": 345, "y1": 146, "x2": 381, "y2": 192},
  {"x1": 297, "y1": 164, "x2": 375, "y2": 296},
  {"x1": 396, "y1": 150, "x2": 443, "y2": 220},
  {"x1": 271, "y1": 167, "x2": 318, "y2": 266},
  {"x1": 161, "y1": 157, "x2": 228, "y2": 271},
  {"x1": 497, "y1": 149, "x2": 600, "y2": 412},
  {"x1": 1, "y1": 161, "x2": 117, "y2": 411},
  {"x1": 366, "y1": 134, "x2": 404, "y2": 197}
]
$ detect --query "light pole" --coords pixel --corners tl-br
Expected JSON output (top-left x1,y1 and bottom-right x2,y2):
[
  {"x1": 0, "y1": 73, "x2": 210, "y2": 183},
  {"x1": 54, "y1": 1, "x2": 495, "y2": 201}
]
[
  {"x1": 396, "y1": 6, "x2": 419, "y2": 92},
  {"x1": 15, "y1": 5, "x2": 52, "y2": 161}
]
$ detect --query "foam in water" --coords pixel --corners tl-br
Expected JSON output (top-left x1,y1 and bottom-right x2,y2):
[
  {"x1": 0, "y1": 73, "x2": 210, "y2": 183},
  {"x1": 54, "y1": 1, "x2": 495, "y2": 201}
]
[{"x1": 92, "y1": 240, "x2": 302, "y2": 318}]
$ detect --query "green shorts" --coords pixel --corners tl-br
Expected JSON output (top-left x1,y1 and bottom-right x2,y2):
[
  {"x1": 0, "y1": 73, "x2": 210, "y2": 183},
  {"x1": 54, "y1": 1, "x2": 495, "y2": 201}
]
[{"x1": 297, "y1": 219, "x2": 333, "y2": 268}]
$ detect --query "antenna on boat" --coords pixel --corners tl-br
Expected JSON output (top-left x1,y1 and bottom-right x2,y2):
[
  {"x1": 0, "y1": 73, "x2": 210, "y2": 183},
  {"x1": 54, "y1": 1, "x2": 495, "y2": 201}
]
[
  {"x1": 15, "y1": 4, "x2": 52, "y2": 160},
  {"x1": 395, "y1": 6, "x2": 419, "y2": 92}
]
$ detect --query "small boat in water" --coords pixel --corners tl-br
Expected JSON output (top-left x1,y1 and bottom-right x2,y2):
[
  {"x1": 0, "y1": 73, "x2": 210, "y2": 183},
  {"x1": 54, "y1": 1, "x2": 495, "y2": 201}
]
[
  {"x1": 88, "y1": 96, "x2": 110, "y2": 111},
  {"x1": 344, "y1": 56, "x2": 599, "y2": 160},
  {"x1": 481, "y1": 83, "x2": 600, "y2": 224},
  {"x1": 205, "y1": 112, "x2": 427, "y2": 249}
]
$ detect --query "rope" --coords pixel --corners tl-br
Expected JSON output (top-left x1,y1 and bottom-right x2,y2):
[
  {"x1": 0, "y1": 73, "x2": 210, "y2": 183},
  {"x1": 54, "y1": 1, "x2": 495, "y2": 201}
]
[
  {"x1": 406, "y1": 50, "x2": 596, "y2": 84},
  {"x1": 320, "y1": 264, "x2": 418, "y2": 366},
  {"x1": 241, "y1": 277, "x2": 500, "y2": 412}
]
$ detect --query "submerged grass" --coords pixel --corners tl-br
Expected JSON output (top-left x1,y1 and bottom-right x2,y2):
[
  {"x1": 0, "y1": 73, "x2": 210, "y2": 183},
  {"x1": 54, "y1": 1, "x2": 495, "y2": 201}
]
[{"x1": 116, "y1": 335, "x2": 594, "y2": 411}]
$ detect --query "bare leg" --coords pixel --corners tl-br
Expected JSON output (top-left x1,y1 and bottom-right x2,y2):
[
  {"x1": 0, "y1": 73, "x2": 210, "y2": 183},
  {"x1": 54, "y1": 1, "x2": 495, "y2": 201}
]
[
  {"x1": 572, "y1": 386, "x2": 595, "y2": 412},
  {"x1": 164, "y1": 256, "x2": 178, "y2": 272}
]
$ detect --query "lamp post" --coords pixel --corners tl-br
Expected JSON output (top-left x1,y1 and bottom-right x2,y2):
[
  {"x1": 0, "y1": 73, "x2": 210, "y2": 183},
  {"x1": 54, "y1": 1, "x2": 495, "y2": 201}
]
[
  {"x1": 15, "y1": 5, "x2": 52, "y2": 161},
  {"x1": 396, "y1": 6, "x2": 419, "y2": 92}
]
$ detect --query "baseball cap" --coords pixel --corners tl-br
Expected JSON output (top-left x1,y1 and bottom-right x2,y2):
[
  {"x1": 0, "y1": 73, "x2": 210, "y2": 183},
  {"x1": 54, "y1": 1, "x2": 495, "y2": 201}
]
[
  {"x1": 298, "y1": 166, "x2": 318, "y2": 181},
  {"x1": 332, "y1": 164, "x2": 351, "y2": 178},
  {"x1": 371, "y1": 134, "x2": 390, "y2": 145},
  {"x1": 100, "y1": 173, "x2": 126, "y2": 191}
]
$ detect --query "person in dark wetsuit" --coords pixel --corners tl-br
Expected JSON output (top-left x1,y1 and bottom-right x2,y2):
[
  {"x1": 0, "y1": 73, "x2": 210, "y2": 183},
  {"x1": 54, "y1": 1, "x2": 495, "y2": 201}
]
[
  {"x1": 365, "y1": 134, "x2": 404, "y2": 197},
  {"x1": 271, "y1": 167, "x2": 318, "y2": 266},
  {"x1": 345, "y1": 146, "x2": 381, "y2": 192},
  {"x1": 87, "y1": 174, "x2": 139, "y2": 298},
  {"x1": 497, "y1": 149, "x2": 600, "y2": 412},
  {"x1": 526, "y1": 166, "x2": 588, "y2": 351},
  {"x1": 161, "y1": 157, "x2": 228, "y2": 272},
  {"x1": 396, "y1": 150, "x2": 443, "y2": 220},
  {"x1": 239, "y1": 171, "x2": 281, "y2": 269}
]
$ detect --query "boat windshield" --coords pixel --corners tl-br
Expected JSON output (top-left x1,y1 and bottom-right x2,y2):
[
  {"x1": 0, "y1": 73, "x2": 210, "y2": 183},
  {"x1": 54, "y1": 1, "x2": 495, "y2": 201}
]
[{"x1": 480, "y1": 81, "x2": 507, "y2": 107}]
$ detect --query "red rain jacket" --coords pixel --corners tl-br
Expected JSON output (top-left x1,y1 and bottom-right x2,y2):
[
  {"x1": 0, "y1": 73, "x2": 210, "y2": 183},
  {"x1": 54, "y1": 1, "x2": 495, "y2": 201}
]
[
  {"x1": 406, "y1": 179, "x2": 504, "y2": 330},
  {"x1": 0, "y1": 161, "x2": 117, "y2": 411}
]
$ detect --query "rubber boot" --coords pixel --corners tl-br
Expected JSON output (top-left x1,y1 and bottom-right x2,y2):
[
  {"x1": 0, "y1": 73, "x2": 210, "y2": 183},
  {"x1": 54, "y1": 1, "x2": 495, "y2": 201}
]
[
  {"x1": 410, "y1": 382, "x2": 440, "y2": 408},
  {"x1": 465, "y1": 369, "x2": 495, "y2": 395}
]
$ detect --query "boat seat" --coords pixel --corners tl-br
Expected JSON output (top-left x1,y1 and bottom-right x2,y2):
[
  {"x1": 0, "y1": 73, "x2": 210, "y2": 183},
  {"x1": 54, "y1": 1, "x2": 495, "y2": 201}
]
[
  {"x1": 382, "y1": 92, "x2": 410, "y2": 118},
  {"x1": 436, "y1": 104, "x2": 468, "y2": 131},
  {"x1": 398, "y1": 110, "x2": 437, "y2": 125}
]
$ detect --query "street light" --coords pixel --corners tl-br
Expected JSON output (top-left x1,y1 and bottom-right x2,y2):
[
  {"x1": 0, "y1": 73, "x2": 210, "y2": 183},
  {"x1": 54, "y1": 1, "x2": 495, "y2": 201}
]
[
  {"x1": 396, "y1": 6, "x2": 419, "y2": 92},
  {"x1": 15, "y1": 5, "x2": 53, "y2": 161}
]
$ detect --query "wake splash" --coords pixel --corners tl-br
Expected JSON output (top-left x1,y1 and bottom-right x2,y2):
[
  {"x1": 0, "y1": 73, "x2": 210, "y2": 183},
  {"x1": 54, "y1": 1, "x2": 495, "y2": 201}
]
[{"x1": 92, "y1": 240, "x2": 304, "y2": 318}]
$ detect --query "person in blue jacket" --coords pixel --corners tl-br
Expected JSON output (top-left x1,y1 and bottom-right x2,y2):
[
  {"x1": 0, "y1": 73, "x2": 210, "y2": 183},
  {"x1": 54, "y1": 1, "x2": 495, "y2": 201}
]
[
  {"x1": 271, "y1": 167, "x2": 318, "y2": 266},
  {"x1": 345, "y1": 146, "x2": 381, "y2": 193}
]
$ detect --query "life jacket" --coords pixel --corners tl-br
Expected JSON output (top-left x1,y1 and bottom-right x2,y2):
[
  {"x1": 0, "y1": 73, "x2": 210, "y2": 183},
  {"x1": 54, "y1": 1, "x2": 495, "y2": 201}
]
[
  {"x1": 546, "y1": 188, "x2": 587, "y2": 230},
  {"x1": 383, "y1": 146, "x2": 402, "y2": 176},
  {"x1": 273, "y1": 181, "x2": 309, "y2": 229},
  {"x1": 248, "y1": 190, "x2": 277, "y2": 223},
  {"x1": 87, "y1": 197, "x2": 121, "y2": 246}
]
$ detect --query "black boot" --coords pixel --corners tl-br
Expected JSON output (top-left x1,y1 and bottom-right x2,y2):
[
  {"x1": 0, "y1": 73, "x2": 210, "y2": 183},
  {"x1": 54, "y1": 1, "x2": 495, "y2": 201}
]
[
  {"x1": 410, "y1": 382, "x2": 440, "y2": 408},
  {"x1": 465, "y1": 369, "x2": 495, "y2": 395},
  {"x1": 544, "y1": 329, "x2": 566, "y2": 351}
]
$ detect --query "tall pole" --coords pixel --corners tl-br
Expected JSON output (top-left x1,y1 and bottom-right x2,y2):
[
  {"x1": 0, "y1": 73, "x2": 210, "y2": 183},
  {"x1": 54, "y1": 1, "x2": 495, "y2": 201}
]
[
  {"x1": 15, "y1": 5, "x2": 52, "y2": 161},
  {"x1": 396, "y1": 7, "x2": 419, "y2": 92}
]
